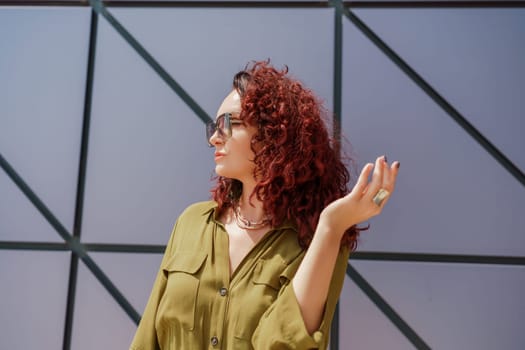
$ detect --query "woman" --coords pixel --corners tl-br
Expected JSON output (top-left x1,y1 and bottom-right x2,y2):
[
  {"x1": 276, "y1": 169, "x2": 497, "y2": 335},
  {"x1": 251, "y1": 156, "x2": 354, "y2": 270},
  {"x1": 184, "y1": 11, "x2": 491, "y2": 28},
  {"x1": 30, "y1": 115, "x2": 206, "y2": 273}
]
[{"x1": 130, "y1": 61, "x2": 399, "y2": 349}]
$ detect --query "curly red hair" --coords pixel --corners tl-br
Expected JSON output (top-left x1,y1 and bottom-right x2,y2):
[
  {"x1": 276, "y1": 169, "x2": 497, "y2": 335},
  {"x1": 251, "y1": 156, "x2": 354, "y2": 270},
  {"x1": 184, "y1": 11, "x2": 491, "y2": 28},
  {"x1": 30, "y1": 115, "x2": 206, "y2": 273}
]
[{"x1": 211, "y1": 61, "x2": 365, "y2": 250}]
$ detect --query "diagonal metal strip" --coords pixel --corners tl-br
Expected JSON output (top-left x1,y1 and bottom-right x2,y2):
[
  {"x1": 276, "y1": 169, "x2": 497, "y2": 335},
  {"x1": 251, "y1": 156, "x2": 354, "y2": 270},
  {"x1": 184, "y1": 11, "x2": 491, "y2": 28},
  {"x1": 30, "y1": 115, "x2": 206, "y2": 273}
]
[
  {"x1": 88, "y1": 0, "x2": 212, "y2": 125},
  {"x1": 347, "y1": 263, "x2": 431, "y2": 349},
  {"x1": 342, "y1": 7, "x2": 525, "y2": 187},
  {"x1": 0, "y1": 152, "x2": 141, "y2": 324}
]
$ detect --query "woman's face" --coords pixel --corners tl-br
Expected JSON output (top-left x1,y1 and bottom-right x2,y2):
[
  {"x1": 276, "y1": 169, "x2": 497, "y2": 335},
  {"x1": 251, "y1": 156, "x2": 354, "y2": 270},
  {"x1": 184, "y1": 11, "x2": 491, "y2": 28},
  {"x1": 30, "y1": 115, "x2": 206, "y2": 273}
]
[{"x1": 210, "y1": 90, "x2": 257, "y2": 183}]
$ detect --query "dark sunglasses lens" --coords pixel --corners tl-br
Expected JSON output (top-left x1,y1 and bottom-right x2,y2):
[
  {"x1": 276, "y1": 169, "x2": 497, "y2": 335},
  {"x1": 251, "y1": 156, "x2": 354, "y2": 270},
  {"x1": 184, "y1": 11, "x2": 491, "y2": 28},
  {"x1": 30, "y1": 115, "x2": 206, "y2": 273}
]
[
  {"x1": 216, "y1": 114, "x2": 226, "y2": 129},
  {"x1": 206, "y1": 114, "x2": 231, "y2": 146},
  {"x1": 206, "y1": 122, "x2": 216, "y2": 146}
]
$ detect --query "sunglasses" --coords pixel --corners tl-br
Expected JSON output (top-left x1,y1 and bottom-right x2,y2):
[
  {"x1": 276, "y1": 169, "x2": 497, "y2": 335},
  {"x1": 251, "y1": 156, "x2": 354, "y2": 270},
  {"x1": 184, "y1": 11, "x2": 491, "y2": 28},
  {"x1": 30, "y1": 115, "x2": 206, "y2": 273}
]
[{"x1": 206, "y1": 112, "x2": 243, "y2": 147}]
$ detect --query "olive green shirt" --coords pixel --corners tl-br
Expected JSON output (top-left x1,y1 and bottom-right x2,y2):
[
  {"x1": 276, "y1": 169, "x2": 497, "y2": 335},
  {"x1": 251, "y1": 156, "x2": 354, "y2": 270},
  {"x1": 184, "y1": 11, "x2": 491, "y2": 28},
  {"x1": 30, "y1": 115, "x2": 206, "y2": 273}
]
[{"x1": 130, "y1": 201, "x2": 350, "y2": 350}]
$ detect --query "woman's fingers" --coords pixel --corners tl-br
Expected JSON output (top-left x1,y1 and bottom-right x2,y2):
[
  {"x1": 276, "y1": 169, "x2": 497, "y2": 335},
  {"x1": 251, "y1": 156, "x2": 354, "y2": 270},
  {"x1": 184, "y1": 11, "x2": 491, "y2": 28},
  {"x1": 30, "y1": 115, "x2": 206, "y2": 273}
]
[
  {"x1": 382, "y1": 157, "x2": 391, "y2": 189},
  {"x1": 375, "y1": 160, "x2": 399, "y2": 208},
  {"x1": 382, "y1": 161, "x2": 400, "y2": 192},
  {"x1": 326, "y1": 156, "x2": 400, "y2": 228},
  {"x1": 352, "y1": 163, "x2": 374, "y2": 196},
  {"x1": 365, "y1": 156, "x2": 386, "y2": 201},
  {"x1": 390, "y1": 161, "x2": 400, "y2": 186}
]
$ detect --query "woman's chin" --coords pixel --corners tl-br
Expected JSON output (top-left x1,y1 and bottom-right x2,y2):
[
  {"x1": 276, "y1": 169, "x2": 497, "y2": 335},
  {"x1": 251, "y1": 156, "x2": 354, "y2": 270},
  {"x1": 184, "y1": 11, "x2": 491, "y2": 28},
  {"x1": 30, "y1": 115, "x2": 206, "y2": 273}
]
[{"x1": 214, "y1": 165, "x2": 228, "y2": 177}]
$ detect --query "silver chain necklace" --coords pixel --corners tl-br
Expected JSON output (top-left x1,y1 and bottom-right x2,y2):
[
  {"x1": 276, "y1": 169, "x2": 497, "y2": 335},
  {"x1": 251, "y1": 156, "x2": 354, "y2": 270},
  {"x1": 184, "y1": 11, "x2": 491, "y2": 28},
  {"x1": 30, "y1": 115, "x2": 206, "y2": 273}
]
[{"x1": 233, "y1": 205, "x2": 272, "y2": 230}]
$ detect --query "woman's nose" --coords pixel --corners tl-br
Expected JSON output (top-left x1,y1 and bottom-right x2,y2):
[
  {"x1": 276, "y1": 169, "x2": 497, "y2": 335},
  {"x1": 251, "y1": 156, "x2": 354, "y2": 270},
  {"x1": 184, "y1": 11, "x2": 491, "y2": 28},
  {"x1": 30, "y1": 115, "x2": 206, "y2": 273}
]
[{"x1": 209, "y1": 129, "x2": 223, "y2": 146}]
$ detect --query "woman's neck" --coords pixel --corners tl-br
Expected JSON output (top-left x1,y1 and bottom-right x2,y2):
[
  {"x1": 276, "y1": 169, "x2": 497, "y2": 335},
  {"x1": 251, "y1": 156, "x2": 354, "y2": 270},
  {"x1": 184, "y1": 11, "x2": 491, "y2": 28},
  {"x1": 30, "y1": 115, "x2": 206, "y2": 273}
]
[{"x1": 237, "y1": 182, "x2": 266, "y2": 223}]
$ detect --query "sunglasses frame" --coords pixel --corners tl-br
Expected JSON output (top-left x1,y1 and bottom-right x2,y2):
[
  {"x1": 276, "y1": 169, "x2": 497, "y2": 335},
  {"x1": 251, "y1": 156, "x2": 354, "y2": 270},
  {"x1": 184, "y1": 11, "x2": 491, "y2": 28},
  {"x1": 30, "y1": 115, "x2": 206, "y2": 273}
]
[{"x1": 206, "y1": 112, "x2": 242, "y2": 147}]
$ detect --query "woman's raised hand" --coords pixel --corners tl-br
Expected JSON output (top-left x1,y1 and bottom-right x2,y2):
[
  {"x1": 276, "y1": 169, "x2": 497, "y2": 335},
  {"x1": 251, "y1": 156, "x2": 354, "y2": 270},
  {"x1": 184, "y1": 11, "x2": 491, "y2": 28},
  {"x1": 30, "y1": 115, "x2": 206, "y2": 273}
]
[{"x1": 318, "y1": 156, "x2": 400, "y2": 238}]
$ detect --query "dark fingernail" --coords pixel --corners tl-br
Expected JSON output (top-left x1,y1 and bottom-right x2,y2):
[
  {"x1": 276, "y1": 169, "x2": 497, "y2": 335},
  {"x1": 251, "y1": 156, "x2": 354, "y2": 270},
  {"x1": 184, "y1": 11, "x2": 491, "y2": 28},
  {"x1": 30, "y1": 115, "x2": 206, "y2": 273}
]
[
  {"x1": 396, "y1": 162, "x2": 400, "y2": 169},
  {"x1": 384, "y1": 155, "x2": 388, "y2": 163}
]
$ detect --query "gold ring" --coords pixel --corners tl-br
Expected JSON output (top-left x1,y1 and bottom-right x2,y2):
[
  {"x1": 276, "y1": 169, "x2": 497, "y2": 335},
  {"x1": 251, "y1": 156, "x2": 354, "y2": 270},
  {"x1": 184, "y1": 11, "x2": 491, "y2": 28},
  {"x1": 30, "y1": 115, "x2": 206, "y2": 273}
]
[{"x1": 373, "y1": 188, "x2": 390, "y2": 206}]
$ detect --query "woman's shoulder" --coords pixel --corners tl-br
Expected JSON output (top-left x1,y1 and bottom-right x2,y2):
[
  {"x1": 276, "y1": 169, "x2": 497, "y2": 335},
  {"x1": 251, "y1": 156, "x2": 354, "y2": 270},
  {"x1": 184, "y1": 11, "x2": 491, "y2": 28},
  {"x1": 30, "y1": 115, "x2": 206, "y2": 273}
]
[
  {"x1": 167, "y1": 201, "x2": 217, "y2": 248},
  {"x1": 177, "y1": 200, "x2": 217, "y2": 219}
]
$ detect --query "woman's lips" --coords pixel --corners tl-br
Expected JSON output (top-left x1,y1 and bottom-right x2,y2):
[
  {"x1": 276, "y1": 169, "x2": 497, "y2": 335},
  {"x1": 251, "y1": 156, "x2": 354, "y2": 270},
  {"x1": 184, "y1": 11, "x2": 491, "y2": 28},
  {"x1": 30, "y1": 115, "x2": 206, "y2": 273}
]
[{"x1": 214, "y1": 152, "x2": 225, "y2": 161}]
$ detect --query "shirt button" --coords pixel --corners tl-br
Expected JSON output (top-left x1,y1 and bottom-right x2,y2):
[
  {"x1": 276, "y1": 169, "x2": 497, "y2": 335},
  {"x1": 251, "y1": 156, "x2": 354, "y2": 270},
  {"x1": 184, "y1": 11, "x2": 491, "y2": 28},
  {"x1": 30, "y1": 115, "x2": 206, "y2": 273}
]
[
  {"x1": 219, "y1": 287, "x2": 228, "y2": 296},
  {"x1": 211, "y1": 336, "x2": 219, "y2": 346}
]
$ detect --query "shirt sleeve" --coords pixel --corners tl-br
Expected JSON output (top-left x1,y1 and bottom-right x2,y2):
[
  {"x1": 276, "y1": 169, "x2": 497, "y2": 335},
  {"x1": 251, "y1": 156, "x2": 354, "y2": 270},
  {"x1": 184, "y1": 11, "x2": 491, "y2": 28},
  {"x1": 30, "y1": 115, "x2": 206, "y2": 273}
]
[
  {"x1": 129, "y1": 220, "x2": 178, "y2": 350},
  {"x1": 251, "y1": 246, "x2": 351, "y2": 350}
]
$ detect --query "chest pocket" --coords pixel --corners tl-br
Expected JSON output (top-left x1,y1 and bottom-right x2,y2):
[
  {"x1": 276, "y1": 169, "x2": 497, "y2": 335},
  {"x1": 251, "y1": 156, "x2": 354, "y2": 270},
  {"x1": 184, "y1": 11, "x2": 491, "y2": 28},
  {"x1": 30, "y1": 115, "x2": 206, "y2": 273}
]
[
  {"x1": 233, "y1": 258, "x2": 286, "y2": 343},
  {"x1": 158, "y1": 251, "x2": 207, "y2": 332},
  {"x1": 252, "y1": 259, "x2": 283, "y2": 291}
]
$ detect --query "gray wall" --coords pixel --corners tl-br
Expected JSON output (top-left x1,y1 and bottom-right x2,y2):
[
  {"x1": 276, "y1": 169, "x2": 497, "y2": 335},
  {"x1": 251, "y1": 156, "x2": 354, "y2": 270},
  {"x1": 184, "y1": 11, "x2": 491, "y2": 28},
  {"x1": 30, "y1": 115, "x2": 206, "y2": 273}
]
[{"x1": 1, "y1": 4, "x2": 524, "y2": 349}]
